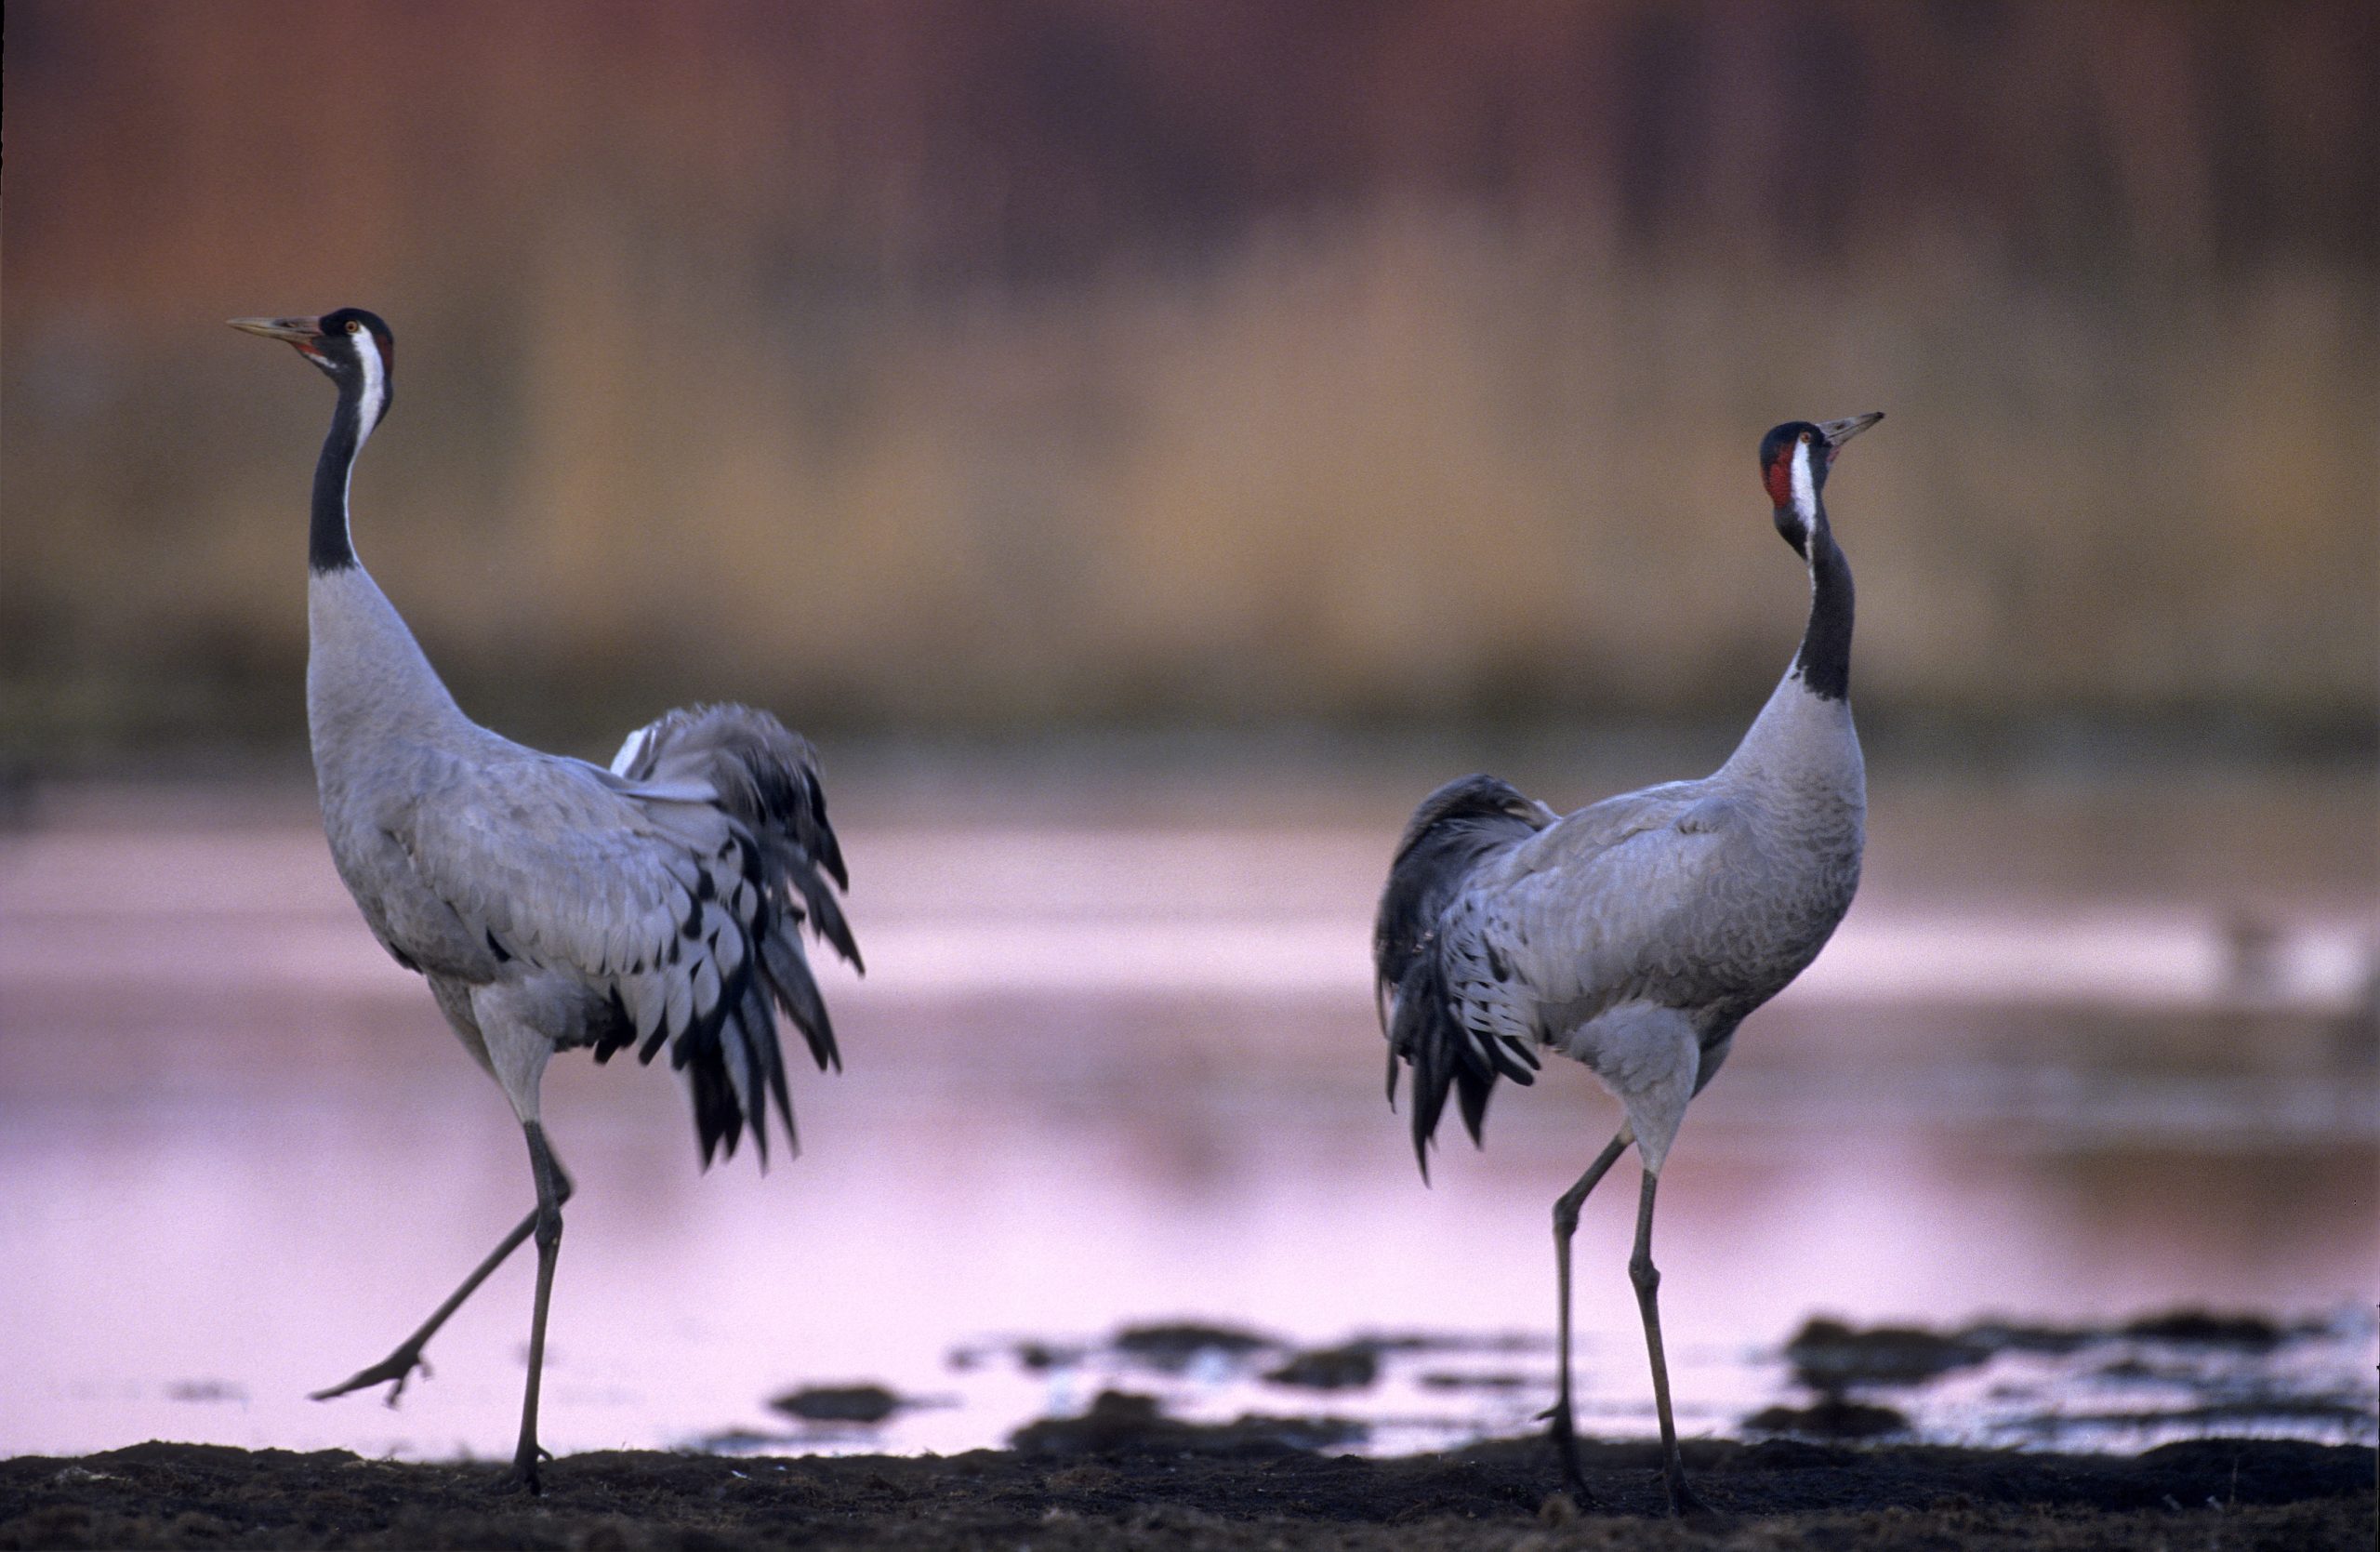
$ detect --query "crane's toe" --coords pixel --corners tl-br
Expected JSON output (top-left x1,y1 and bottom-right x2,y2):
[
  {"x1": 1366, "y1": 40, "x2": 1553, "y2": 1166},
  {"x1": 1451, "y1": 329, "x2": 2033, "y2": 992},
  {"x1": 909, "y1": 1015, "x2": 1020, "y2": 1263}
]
[{"x1": 310, "y1": 1349, "x2": 430, "y2": 1406}]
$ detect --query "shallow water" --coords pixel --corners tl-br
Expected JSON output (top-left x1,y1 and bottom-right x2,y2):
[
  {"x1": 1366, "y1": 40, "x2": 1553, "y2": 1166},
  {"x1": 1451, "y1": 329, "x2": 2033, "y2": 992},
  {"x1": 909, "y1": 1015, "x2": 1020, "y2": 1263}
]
[{"x1": 1, "y1": 763, "x2": 2373, "y2": 1464}]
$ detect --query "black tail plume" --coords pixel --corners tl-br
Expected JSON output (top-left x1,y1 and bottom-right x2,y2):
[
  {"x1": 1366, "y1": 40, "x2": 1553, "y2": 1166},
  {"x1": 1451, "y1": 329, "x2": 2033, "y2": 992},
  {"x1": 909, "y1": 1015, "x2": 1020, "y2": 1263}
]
[{"x1": 1372, "y1": 775, "x2": 1553, "y2": 1179}]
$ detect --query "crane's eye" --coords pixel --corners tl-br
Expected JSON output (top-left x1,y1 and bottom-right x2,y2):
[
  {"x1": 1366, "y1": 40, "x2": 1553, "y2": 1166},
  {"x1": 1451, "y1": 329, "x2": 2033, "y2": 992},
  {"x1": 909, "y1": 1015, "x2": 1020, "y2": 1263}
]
[
  {"x1": 1798, "y1": 431, "x2": 1812, "y2": 444},
  {"x1": 345, "y1": 319, "x2": 363, "y2": 335}
]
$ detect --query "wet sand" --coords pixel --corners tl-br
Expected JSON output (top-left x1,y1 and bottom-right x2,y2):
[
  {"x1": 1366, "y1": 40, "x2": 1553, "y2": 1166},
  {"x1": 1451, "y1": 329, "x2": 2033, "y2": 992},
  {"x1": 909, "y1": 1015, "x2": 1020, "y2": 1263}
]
[{"x1": 2, "y1": 1434, "x2": 2369, "y2": 1551}]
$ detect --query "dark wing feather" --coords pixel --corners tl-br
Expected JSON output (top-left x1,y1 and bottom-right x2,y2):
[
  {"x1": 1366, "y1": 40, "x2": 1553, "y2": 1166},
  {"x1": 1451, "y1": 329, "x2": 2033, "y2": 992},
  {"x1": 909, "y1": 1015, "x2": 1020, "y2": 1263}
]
[
  {"x1": 613, "y1": 702, "x2": 861, "y2": 1164},
  {"x1": 1373, "y1": 774, "x2": 1552, "y2": 1179}
]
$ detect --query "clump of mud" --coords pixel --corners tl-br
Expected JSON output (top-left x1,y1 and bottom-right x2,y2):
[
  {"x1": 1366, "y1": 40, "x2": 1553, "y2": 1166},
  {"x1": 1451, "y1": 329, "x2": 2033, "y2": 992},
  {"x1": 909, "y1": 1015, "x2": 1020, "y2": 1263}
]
[
  {"x1": 1110, "y1": 1320, "x2": 1276, "y2": 1372},
  {"x1": 1785, "y1": 1319, "x2": 1992, "y2": 1388},
  {"x1": 1742, "y1": 1395, "x2": 1913, "y2": 1439},
  {"x1": 771, "y1": 1384, "x2": 910, "y2": 1425},
  {"x1": 1263, "y1": 1343, "x2": 1382, "y2": 1391},
  {"x1": 1011, "y1": 1389, "x2": 1367, "y2": 1455}
]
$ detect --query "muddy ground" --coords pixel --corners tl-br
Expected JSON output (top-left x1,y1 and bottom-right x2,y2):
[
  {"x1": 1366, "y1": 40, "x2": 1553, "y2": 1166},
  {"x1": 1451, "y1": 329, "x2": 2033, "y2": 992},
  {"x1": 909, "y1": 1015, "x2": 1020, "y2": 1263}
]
[{"x1": 3, "y1": 1433, "x2": 2370, "y2": 1551}]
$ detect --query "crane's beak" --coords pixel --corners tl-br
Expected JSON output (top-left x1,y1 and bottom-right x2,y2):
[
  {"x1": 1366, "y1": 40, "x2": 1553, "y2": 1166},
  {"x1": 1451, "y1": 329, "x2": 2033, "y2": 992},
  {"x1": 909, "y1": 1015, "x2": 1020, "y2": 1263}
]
[
  {"x1": 1817, "y1": 412, "x2": 1884, "y2": 453},
  {"x1": 230, "y1": 316, "x2": 326, "y2": 356}
]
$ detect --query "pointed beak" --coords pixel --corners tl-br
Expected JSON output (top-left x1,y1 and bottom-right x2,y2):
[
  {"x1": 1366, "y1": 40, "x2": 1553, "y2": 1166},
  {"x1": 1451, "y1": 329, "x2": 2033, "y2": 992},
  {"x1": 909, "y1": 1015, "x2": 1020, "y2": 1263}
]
[
  {"x1": 1817, "y1": 412, "x2": 1884, "y2": 452},
  {"x1": 229, "y1": 315, "x2": 325, "y2": 353}
]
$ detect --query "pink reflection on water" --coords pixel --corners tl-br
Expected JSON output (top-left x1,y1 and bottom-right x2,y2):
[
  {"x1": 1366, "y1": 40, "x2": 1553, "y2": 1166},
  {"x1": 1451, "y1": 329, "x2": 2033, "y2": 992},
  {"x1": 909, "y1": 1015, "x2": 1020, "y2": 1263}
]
[{"x1": 1, "y1": 785, "x2": 2373, "y2": 1460}]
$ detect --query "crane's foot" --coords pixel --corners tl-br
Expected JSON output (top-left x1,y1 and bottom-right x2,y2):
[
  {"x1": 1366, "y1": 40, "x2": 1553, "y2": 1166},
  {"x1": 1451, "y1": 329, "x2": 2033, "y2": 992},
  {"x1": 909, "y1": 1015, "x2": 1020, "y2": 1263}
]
[
  {"x1": 496, "y1": 1444, "x2": 553, "y2": 1495},
  {"x1": 310, "y1": 1348, "x2": 431, "y2": 1406},
  {"x1": 1662, "y1": 1469, "x2": 1708, "y2": 1519},
  {"x1": 1534, "y1": 1399, "x2": 1597, "y2": 1506}
]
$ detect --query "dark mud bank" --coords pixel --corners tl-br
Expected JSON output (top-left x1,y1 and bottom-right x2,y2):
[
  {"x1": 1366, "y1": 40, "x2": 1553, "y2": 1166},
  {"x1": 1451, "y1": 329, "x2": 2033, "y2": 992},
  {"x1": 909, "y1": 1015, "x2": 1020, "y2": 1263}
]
[{"x1": 3, "y1": 1435, "x2": 2372, "y2": 1551}]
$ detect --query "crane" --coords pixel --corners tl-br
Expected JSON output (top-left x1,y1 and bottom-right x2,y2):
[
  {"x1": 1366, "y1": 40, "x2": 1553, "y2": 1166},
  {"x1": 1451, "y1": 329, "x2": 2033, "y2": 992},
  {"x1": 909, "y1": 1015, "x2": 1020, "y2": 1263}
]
[
  {"x1": 231, "y1": 310, "x2": 861, "y2": 1492},
  {"x1": 1373, "y1": 414, "x2": 1883, "y2": 1514}
]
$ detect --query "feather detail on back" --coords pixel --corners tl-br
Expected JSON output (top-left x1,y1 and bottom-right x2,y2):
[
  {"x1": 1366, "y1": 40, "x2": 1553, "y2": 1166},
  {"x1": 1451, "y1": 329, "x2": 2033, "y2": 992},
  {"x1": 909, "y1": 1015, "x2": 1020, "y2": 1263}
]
[{"x1": 1372, "y1": 774, "x2": 1554, "y2": 1178}]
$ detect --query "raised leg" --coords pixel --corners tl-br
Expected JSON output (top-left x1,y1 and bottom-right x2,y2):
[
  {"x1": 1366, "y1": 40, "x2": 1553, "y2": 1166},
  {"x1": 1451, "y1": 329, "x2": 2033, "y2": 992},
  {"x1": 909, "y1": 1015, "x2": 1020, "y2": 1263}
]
[
  {"x1": 1543, "y1": 1126, "x2": 1632, "y2": 1503},
  {"x1": 506, "y1": 1121, "x2": 572, "y2": 1492},
  {"x1": 1629, "y1": 1168, "x2": 1701, "y2": 1516},
  {"x1": 311, "y1": 1212, "x2": 543, "y2": 1406}
]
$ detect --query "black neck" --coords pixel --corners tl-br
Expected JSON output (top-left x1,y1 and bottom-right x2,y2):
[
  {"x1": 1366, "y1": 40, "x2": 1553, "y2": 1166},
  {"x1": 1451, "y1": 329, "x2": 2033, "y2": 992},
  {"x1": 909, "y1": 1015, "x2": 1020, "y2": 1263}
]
[
  {"x1": 309, "y1": 381, "x2": 364, "y2": 573},
  {"x1": 1792, "y1": 514, "x2": 1854, "y2": 700}
]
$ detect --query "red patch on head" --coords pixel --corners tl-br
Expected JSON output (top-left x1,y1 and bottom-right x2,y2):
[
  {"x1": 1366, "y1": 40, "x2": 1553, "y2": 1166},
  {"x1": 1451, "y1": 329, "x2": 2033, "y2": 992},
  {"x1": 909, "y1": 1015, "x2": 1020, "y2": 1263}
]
[{"x1": 1763, "y1": 452, "x2": 1793, "y2": 509}]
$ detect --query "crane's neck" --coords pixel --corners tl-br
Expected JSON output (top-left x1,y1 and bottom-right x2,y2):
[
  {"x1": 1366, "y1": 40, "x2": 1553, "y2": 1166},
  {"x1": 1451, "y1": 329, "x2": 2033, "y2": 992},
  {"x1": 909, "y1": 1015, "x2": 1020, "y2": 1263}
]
[
  {"x1": 1793, "y1": 513, "x2": 1854, "y2": 702},
  {"x1": 309, "y1": 352, "x2": 387, "y2": 573},
  {"x1": 300, "y1": 351, "x2": 469, "y2": 766},
  {"x1": 1722, "y1": 481, "x2": 1861, "y2": 793}
]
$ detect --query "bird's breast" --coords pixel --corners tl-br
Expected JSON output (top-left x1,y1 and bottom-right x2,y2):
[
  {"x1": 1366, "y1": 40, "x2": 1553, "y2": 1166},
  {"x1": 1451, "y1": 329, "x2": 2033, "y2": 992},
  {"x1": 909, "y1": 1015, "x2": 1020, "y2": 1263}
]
[
  {"x1": 1640, "y1": 797, "x2": 1862, "y2": 1015},
  {"x1": 314, "y1": 780, "x2": 495, "y2": 983}
]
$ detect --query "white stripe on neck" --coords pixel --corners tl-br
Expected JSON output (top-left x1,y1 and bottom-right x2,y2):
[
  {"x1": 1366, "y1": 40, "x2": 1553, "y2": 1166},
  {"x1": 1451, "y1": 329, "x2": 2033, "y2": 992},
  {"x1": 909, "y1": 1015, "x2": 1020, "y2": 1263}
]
[
  {"x1": 351, "y1": 330, "x2": 388, "y2": 449},
  {"x1": 1789, "y1": 438, "x2": 1818, "y2": 532},
  {"x1": 328, "y1": 330, "x2": 387, "y2": 566}
]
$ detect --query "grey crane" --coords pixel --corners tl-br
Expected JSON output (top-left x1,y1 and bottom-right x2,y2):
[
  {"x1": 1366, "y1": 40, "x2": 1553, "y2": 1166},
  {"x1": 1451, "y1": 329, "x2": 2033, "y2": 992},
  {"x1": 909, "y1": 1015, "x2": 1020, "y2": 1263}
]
[
  {"x1": 231, "y1": 310, "x2": 860, "y2": 1492},
  {"x1": 1373, "y1": 414, "x2": 1882, "y2": 1514}
]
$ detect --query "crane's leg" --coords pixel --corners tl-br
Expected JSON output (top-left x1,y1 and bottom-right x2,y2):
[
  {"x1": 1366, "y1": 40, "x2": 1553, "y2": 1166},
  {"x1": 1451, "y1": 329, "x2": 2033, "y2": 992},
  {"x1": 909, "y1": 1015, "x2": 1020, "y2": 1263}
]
[
  {"x1": 1542, "y1": 1126, "x2": 1632, "y2": 1503},
  {"x1": 505, "y1": 1121, "x2": 572, "y2": 1492},
  {"x1": 311, "y1": 1214, "x2": 544, "y2": 1405},
  {"x1": 1629, "y1": 1168, "x2": 1701, "y2": 1516},
  {"x1": 315, "y1": 997, "x2": 572, "y2": 1411}
]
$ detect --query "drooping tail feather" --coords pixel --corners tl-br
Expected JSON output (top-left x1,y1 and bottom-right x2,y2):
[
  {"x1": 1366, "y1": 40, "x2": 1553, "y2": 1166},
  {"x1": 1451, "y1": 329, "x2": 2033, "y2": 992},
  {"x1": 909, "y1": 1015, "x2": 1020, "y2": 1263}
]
[
  {"x1": 1373, "y1": 774, "x2": 1552, "y2": 1178},
  {"x1": 613, "y1": 702, "x2": 859, "y2": 1166}
]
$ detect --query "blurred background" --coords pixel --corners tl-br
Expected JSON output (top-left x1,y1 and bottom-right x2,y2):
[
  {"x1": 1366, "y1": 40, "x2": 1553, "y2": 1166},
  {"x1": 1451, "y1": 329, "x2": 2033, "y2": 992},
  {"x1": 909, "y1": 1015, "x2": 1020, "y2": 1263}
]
[
  {"x1": 3, "y1": 0, "x2": 2374, "y2": 1465},
  {"x1": 7, "y1": 0, "x2": 2376, "y2": 747}
]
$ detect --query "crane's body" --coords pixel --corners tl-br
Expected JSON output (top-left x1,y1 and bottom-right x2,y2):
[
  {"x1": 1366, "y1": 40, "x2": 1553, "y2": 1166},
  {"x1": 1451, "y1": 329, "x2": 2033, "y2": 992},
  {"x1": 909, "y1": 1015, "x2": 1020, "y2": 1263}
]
[
  {"x1": 1413, "y1": 665, "x2": 1864, "y2": 1170},
  {"x1": 1375, "y1": 414, "x2": 1881, "y2": 1514},
  {"x1": 307, "y1": 562, "x2": 852, "y2": 1157},
  {"x1": 235, "y1": 310, "x2": 857, "y2": 1491}
]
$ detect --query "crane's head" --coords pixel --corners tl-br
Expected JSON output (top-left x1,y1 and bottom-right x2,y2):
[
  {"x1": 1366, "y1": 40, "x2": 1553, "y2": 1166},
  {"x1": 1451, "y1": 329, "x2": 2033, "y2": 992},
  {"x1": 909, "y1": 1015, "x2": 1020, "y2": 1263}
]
[
  {"x1": 230, "y1": 309, "x2": 395, "y2": 431},
  {"x1": 1760, "y1": 413, "x2": 1881, "y2": 554}
]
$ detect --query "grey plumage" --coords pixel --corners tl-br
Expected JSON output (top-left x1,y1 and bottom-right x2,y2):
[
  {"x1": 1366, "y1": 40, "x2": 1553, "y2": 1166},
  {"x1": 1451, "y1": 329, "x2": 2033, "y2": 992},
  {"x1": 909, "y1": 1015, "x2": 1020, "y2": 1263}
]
[
  {"x1": 1373, "y1": 412, "x2": 1881, "y2": 1514},
  {"x1": 1374, "y1": 696, "x2": 1865, "y2": 1177},
  {"x1": 309, "y1": 574, "x2": 857, "y2": 1170},
  {"x1": 236, "y1": 308, "x2": 857, "y2": 1492}
]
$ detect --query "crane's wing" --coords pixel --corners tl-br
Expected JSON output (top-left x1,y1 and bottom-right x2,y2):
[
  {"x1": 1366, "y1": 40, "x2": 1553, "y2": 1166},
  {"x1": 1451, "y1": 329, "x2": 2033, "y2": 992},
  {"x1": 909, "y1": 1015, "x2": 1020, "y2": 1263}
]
[
  {"x1": 404, "y1": 703, "x2": 858, "y2": 1168},
  {"x1": 1447, "y1": 779, "x2": 1724, "y2": 1021},
  {"x1": 1378, "y1": 774, "x2": 1739, "y2": 1175}
]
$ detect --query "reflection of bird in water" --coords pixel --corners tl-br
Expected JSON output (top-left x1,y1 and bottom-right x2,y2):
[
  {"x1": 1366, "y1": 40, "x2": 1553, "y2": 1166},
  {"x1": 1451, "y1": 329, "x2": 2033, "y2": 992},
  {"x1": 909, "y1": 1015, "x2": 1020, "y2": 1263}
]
[
  {"x1": 232, "y1": 311, "x2": 860, "y2": 1492},
  {"x1": 1375, "y1": 415, "x2": 1882, "y2": 1514}
]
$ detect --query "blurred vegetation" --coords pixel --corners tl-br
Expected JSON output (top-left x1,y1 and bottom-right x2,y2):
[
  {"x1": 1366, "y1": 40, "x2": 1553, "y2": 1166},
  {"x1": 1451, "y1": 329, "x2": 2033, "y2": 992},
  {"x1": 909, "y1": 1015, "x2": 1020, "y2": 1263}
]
[{"x1": 3, "y1": 0, "x2": 2374, "y2": 758}]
